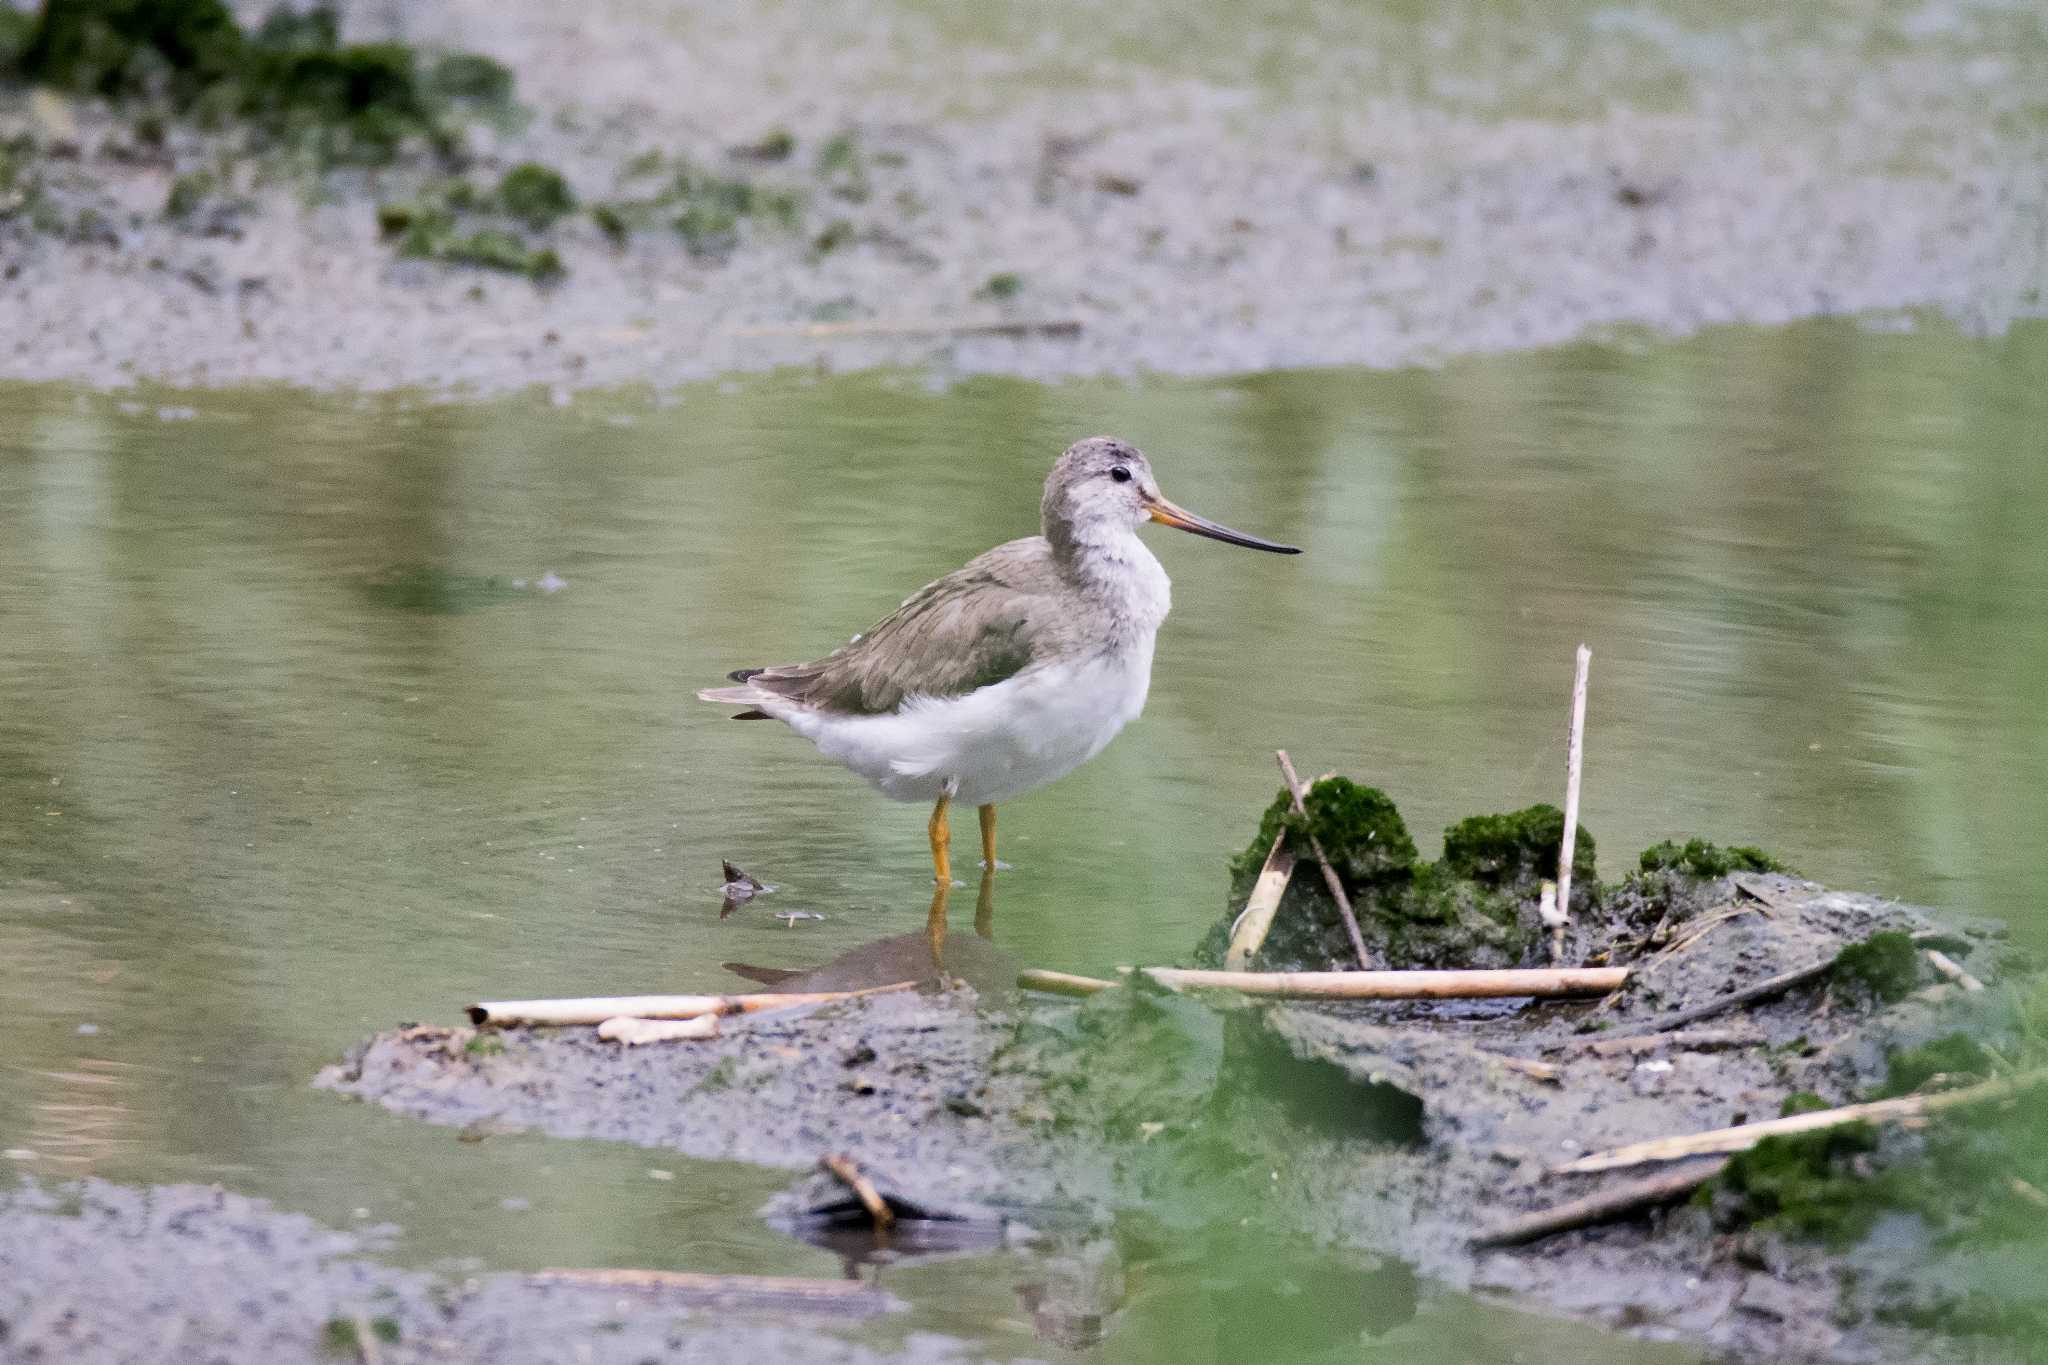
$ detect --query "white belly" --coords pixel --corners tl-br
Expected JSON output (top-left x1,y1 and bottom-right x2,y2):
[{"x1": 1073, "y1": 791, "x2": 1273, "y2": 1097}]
[{"x1": 784, "y1": 637, "x2": 1156, "y2": 806}]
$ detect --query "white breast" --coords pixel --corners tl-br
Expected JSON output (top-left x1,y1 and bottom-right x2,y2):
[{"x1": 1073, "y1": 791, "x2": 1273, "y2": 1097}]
[
  {"x1": 781, "y1": 527, "x2": 1172, "y2": 807},
  {"x1": 791, "y1": 632, "x2": 1157, "y2": 807}
]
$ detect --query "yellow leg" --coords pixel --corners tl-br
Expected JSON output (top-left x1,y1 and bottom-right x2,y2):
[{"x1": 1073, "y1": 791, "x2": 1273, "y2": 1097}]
[
  {"x1": 928, "y1": 794, "x2": 953, "y2": 885},
  {"x1": 974, "y1": 865, "x2": 995, "y2": 939},
  {"x1": 925, "y1": 878, "x2": 951, "y2": 967},
  {"x1": 978, "y1": 804, "x2": 998, "y2": 872}
]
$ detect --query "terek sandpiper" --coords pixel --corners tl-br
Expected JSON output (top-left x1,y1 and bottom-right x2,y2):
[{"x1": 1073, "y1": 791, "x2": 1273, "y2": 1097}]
[{"x1": 699, "y1": 437, "x2": 1300, "y2": 882}]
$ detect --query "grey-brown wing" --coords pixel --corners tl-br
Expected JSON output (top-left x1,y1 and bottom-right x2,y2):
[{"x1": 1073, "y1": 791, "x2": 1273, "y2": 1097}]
[{"x1": 741, "y1": 539, "x2": 1058, "y2": 716}]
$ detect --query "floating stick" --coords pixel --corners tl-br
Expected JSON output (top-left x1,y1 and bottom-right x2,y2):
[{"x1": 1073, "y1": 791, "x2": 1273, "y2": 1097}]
[
  {"x1": 1017, "y1": 966, "x2": 1627, "y2": 1000},
  {"x1": 468, "y1": 981, "x2": 914, "y2": 1028}
]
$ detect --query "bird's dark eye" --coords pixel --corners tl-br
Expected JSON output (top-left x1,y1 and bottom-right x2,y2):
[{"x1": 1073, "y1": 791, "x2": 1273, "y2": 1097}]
[{"x1": 1110, "y1": 466, "x2": 1132, "y2": 484}]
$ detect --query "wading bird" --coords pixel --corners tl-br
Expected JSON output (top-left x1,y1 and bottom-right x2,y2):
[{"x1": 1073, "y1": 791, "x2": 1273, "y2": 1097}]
[{"x1": 700, "y1": 437, "x2": 1300, "y2": 882}]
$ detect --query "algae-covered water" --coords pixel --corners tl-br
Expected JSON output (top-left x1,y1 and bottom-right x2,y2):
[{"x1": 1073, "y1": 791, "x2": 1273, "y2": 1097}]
[{"x1": 3, "y1": 316, "x2": 2046, "y2": 1359}]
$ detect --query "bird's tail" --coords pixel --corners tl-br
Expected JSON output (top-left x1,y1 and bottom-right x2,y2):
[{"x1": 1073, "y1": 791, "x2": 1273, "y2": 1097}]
[
  {"x1": 700, "y1": 671, "x2": 770, "y2": 724},
  {"x1": 700, "y1": 667, "x2": 770, "y2": 720}
]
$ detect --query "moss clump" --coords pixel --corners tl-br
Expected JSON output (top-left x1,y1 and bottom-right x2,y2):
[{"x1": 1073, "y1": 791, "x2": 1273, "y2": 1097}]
[
  {"x1": 319, "y1": 1315, "x2": 398, "y2": 1356},
  {"x1": 378, "y1": 176, "x2": 568, "y2": 282},
  {"x1": 694, "y1": 1057, "x2": 739, "y2": 1092},
  {"x1": 15, "y1": 1, "x2": 518, "y2": 168},
  {"x1": 1780, "y1": 1091, "x2": 1832, "y2": 1116},
  {"x1": 1831, "y1": 930, "x2": 1922, "y2": 1005},
  {"x1": 1699, "y1": 1122, "x2": 1883, "y2": 1245},
  {"x1": 581, "y1": 155, "x2": 802, "y2": 258},
  {"x1": 1228, "y1": 779, "x2": 1417, "y2": 903},
  {"x1": 733, "y1": 128, "x2": 795, "y2": 162},
  {"x1": 1638, "y1": 838, "x2": 1785, "y2": 878},
  {"x1": 1874, "y1": 1033, "x2": 1992, "y2": 1098},
  {"x1": 816, "y1": 130, "x2": 867, "y2": 200},
  {"x1": 1211, "y1": 782, "x2": 1544, "y2": 971},
  {"x1": 463, "y1": 1034, "x2": 505, "y2": 1058},
  {"x1": 17, "y1": 0, "x2": 246, "y2": 102},
  {"x1": 442, "y1": 228, "x2": 561, "y2": 282},
  {"x1": 497, "y1": 162, "x2": 574, "y2": 230},
  {"x1": 590, "y1": 201, "x2": 631, "y2": 245},
  {"x1": 981, "y1": 271, "x2": 1023, "y2": 299},
  {"x1": 812, "y1": 217, "x2": 855, "y2": 255},
  {"x1": 424, "y1": 51, "x2": 513, "y2": 110},
  {"x1": 1442, "y1": 804, "x2": 1592, "y2": 886},
  {"x1": 163, "y1": 170, "x2": 212, "y2": 219},
  {"x1": 0, "y1": 6, "x2": 38, "y2": 68}
]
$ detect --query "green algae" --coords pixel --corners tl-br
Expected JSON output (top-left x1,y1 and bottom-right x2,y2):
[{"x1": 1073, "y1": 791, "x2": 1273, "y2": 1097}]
[
  {"x1": 12, "y1": 1, "x2": 517, "y2": 168},
  {"x1": 378, "y1": 175, "x2": 568, "y2": 282},
  {"x1": 584, "y1": 157, "x2": 803, "y2": 260},
  {"x1": 1206, "y1": 781, "x2": 1542, "y2": 971},
  {"x1": 1443, "y1": 804, "x2": 1592, "y2": 886},
  {"x1": 16, "y1": 0, "x2": 245, "y2": 102},
  {"x1": 319, "y1": 1315, "x2": 398, "y2": 1355},
  {"x1": 1228, "y1": 778, "x2": 1418, "y2": 899},
  {"x1": 1638, "y1": 838, "x2": 1786, "y2": 878},
  {"x1": 1875, "y1": 1033, "x2": 1994, "y2": 1097},
  {"x1": 1831, "y1": 930, "x2": 1923, "y2": 1005},
  {"x1": 497, "y1": 162, "x2": 575, "y2": 231},
  {"x1": 1698, "y1": 1122, "x2": 1884, "y2": 1245}
]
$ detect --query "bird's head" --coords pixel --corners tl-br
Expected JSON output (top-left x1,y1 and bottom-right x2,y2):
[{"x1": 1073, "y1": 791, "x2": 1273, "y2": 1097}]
[{"x1": 1042, "y1": 436, "x2": 1301, "y2": 556}]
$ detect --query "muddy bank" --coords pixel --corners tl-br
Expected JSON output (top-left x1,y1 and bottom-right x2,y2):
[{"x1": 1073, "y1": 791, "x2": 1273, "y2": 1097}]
[
  {"x1": 0, "y1": 1178, "x2": 1017, "y2": 1365},
  {"x1": 3, "y1": 0, "x2": 2045, "y2": 393},
  {"x1": 321, "y1": 800, "x2": 2043, "y2": 1364},
  {"x1": 318, "y1": 983, "x2": 1107, "y2": 1217}
]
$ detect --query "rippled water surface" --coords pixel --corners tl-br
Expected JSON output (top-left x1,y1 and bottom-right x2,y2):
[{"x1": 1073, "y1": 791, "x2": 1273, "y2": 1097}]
[{"x1": 3, "y1": 316, "x2": 2044, "y2": 1358}]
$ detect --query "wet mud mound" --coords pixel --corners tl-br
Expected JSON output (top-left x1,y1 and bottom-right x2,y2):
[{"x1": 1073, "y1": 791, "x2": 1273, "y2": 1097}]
[
  {"x1": 317, "y1": 985, "x2": 1099, "y2": 1213},
  {"x1": 1178, "y1": 779, "x2": 2047, "y2": 1362}
]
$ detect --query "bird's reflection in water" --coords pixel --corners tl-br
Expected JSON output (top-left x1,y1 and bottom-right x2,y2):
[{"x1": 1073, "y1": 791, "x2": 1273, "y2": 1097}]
[{"x1": 721, "y1": 867, "x2": 1010, "y2": 998}]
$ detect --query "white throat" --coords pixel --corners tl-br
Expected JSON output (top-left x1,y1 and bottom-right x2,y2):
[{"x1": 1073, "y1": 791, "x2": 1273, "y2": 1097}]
[{"x1": 1066, "y1": 523, "x2": 1172, "y2": 639}]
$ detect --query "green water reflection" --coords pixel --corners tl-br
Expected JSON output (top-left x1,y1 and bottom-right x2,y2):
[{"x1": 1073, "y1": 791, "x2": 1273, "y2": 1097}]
[{"x1": 1, "y1": 316, "x2": 2043, "y2": 1358}]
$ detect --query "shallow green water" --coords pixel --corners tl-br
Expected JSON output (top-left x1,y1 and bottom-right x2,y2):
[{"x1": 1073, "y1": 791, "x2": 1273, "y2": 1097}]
[{"x1": 2, "y1": 316, "x2": 2044, "y2": 1358}]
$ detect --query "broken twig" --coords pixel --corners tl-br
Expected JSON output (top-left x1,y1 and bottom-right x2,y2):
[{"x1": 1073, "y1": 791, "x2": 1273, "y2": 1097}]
[
  {"x1": 597, "y1": 1014, "x2": 720, "y2": 1045},
  {"x1": 468, "y1": 981, "x2": 914, "y2": 1028},
  {"x1": 1016, "y1": 968, "x2": 1117, "y2": 998},
  {"x1": 820, "y1": 1153, "x2": 894, "y2": 1228},
  {"x1": 1018, "y1": 965, "x2": 1627, "y2": 1000},
  {"x1": 1552, "y1": 644, "x2": 1591, "y2": 961},
  {"x1": 1473, "y1": 1157, "x2": 1728, "y2": 1247},
  {"x1": 1555, "y1": 1067, "x2": 2048, "y2": 1174},
  {"x1": 1275, "y1": 750, "x2": 1372, "y2": 970},
  {"x1": 1224, "y1": 831, "x2": 1298, "y2": 970},
  {"x1": 1603, "y1": 929, "x2": 1957, "y2": 1038},
  {"x1": 1601, "y1": 956, "x2": 1839, "y2": 1036},
  {"x1": 1924, "y1": 949, "x2": 1984, "y2": 992}
]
